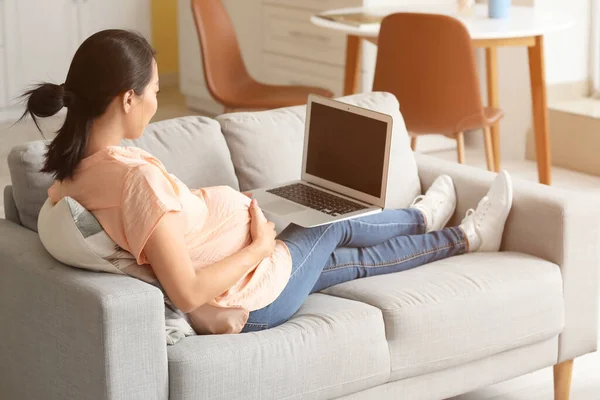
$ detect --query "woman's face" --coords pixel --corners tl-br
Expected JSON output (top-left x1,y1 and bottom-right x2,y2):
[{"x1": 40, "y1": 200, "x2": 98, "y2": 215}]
[{"x1": 124, "y1": 59, "x2": 159, "y2": 140}]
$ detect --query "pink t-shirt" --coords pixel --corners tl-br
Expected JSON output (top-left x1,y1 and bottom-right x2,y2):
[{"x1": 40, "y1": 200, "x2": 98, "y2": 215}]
[{"x1": 48, "y1": 146, "x2": 292, "y2": 334}]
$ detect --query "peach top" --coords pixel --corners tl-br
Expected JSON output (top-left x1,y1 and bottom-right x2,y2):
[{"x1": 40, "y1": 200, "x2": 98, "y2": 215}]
[{"x1": 48, "y1": 146, "x2": 292, "y2": 334}]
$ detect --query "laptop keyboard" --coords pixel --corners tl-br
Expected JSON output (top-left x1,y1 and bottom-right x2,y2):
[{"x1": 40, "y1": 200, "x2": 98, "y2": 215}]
[{"x1": 267, "y1": 183, "x2": 368, "y2": 216}]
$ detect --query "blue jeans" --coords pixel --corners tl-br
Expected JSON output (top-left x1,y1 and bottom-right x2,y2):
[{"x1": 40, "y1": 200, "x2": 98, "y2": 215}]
[{"x1": 241, "y1": 208, "x2": 467, "y2": 332}]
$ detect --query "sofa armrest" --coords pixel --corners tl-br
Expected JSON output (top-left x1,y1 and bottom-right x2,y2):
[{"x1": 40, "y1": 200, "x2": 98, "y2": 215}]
[
  {"x1": 0, "y1": 218, "x2": 168, "y2": 400},
  {"x1": 415, "y1": 154, "x2": 599, "y2": 362}
]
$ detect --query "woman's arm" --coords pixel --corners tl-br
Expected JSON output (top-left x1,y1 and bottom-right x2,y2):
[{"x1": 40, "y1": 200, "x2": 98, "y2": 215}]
[{"x1": 144, "y1": 200, "x2": 276, "y2": 313}]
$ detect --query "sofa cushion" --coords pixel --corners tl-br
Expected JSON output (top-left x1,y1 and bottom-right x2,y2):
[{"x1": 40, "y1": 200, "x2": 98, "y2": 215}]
[
  {"x1": 321, "y1": 252, "x2": 565, "y2": 381},
  {"x1": 167, "y1": 293, "x2": 390, "y2": 400},
  {"x1": 7, "y1": 116, "x2": 238, "y2": 231},
  {"x1": 217, "y1": 92, "x2": 421, "y2": 209}
]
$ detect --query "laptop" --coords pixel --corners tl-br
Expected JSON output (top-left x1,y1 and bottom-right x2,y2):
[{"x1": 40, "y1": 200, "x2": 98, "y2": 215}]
[{"x1": 249, "y1": 94, "x2": 393, "y2": 228}]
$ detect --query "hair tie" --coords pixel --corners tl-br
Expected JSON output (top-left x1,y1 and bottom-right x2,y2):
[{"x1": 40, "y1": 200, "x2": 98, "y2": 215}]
[{"x1": 60, "y1": 83, "x2": 76, "y2": 108}]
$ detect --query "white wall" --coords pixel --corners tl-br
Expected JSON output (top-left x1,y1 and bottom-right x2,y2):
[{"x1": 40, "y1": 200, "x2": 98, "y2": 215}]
[{"x1": 540, "y1": 0, "x2": 591, "y2": 85}]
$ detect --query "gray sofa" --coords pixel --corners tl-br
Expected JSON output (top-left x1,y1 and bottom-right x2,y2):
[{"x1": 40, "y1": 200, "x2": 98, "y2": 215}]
[{"x1": 1, "y1": 92, "x2": 598, "y2": 400}]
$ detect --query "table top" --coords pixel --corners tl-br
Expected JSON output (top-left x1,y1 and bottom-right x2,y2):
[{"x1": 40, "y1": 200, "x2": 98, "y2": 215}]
[{"x1": 311, "y1": 4, "x2": 574, "y2": 40}]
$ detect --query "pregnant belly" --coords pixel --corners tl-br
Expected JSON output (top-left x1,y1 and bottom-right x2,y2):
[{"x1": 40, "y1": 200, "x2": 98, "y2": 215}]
[
  {"x1": 185, "y1": 186, "x2": 291, "y2": 310},
  {"x1": 188, "y1": 186, "x2": 253, "y2": 268},
  {"x1": 187, "y1": 210, "x2": 252, "y2": 267}
]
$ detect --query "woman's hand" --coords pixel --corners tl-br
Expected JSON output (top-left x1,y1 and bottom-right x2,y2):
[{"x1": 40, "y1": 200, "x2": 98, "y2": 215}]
[
  {"x1": 145, "y1": 210, "x2": 275, "y2": 314},
  {"x1": 249, "y1": 199, "x2": 276, "y2": 259}
]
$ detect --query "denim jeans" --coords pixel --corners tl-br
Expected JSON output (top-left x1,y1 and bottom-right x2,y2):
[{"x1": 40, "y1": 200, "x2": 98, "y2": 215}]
[{"x1": 241, "y1": 208, "x2": 467, "y2": 332}]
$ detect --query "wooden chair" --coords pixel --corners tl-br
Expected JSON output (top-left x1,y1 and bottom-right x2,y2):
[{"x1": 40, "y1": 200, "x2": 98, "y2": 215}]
[
  {"x1": 372, "y1": 13, "x2": 503, "y2": 170},
  {"x1": 190, "y1": 0, "x2": 333, "y2": 112}
]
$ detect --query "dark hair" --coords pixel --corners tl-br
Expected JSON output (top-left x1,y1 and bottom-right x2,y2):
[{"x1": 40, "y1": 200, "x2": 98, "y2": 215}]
[{"x1": 20, "y1": 29, "x2": 156, "y2": 180}]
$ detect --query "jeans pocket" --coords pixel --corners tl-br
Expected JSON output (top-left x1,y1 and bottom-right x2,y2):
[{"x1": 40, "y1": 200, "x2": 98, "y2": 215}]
[{"x1": 241, "y1": 322, "x2": 269, "y2": 333}]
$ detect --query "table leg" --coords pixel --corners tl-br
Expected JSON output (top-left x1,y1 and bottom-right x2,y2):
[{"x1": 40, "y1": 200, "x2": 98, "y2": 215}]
[
  {"x1": 343, "y1": 35, "x2": 361, "y2": 95},
  {"x1": 528, "y1": 35, "x2": 552, "y2": 185},
  {"x1": 485, "y1": 46, "x2": 501, "y2": 172}
]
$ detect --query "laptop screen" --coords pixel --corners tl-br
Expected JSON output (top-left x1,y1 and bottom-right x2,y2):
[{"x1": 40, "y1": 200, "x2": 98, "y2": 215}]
[{"x1": 305, "y1": 102, "x2": 388, "y2": 198}]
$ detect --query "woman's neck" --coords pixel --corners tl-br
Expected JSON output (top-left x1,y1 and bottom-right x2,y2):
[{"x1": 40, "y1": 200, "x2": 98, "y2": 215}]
[{"x1": 85, "y1": 111, "x2": 126, "y2": 158}]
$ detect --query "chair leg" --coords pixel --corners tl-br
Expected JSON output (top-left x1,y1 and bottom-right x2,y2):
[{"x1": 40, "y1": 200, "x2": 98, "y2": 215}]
[
  {"x1": 456, "y1": 132, "x2": 465, "y2": 164},
  {"x1": 554, "y1": 359, "x2": 574, "y2": 400},
  {"x1": 483, "y1": 126, "x2": 496, "y2": 171},
  {"x1": 410, "y1": 136, "x2": 417, "y2": 151}
]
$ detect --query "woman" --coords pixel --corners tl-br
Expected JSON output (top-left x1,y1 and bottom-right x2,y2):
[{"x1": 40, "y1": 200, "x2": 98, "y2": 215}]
[{"x1": 22, "y1": 30, "x2": 513, "y2": 334}]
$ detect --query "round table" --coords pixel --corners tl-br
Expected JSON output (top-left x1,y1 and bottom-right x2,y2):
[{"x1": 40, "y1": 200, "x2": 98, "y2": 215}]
[{"x1": 311, "y1": 5, "x2": 574, "y2": 185}]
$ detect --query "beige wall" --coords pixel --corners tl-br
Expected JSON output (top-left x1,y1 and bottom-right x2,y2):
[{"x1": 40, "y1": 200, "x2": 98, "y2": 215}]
[
  {"x1": 152, "y1": 0, "x2": 179, "y2": 76},
  {"x1": 526, "y1": 107, "x2": 600, "y2": 176}
]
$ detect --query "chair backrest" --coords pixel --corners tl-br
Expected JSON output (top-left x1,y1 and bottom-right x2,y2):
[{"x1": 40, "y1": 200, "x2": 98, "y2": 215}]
[
  {"x1": 190, "y1": 0, "x2": 251, "y2": 106},
  {"x1": 372, "y1": 13, "x2": 485, "y2": 135}
]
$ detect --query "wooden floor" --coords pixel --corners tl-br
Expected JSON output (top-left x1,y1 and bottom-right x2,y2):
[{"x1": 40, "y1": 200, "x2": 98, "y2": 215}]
[{"x1": 1, "y1": 87, "x2": 599, "y2": 399}]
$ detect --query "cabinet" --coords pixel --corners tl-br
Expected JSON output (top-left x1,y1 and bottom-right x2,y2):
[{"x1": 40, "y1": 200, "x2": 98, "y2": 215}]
[
  {"x1": 260, "y1": 0, "x2": 369, "y2": 96},
  {"x1": 0, "y1": 0, "x2": 151, "y2": 119}
]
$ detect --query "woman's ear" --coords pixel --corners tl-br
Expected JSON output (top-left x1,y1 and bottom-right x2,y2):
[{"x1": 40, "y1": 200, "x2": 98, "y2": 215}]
[{"x1": 122, "y1": 89, "x2": 136, "y2": 113}]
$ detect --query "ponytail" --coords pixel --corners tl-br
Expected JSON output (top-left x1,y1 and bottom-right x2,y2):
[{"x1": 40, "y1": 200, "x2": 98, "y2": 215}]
[{"x1": 20, "y1": 82, "x2": 91, "y2": 181}]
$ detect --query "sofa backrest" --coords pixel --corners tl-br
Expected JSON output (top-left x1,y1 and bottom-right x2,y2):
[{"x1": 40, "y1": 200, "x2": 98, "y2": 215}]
[
  {"x1": 7, "y1": 116, "x2": 238, "y2": 231},
  {"x1": 7, "y1": 140, "x2": 53, "y2": 231}
]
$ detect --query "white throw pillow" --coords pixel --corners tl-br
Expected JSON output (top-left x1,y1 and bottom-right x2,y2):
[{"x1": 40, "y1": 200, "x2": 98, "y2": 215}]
[
  {"x1": 38, "y1": 197, "x2": 160, "y2": 282},
  {"x1": 37, "y1": 197, "x2": 125, "y2": 275},
  {"x1": 217, "y1": 92, "x2": 421, "y2": 209}
]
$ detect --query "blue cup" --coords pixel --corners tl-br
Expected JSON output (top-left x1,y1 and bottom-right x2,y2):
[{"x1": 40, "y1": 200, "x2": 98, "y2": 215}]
[{"x1": 488, "y1": 0, "x2": 510, "y2": 19}]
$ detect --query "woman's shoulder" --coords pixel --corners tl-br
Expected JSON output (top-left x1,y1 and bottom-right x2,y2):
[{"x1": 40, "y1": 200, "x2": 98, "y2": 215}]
[
  {"x1": 54, "y1": 147, "x2": 161, "y2": 206},
  {"x1": 96, "y1": 146, "x2": 170, "y2": 176},
  {"x1": 78, "y1": 146, "x2": 156, "y2": 171},
  {"x1": 105, "y1": 146, "x2": 157, "y2": 165},
  {"x1": 75, "y1": 146, "x2": 168, "y2": 187}
]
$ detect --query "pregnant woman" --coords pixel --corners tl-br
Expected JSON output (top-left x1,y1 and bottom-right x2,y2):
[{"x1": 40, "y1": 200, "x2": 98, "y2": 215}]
[{"x1": 22, "y1": 30, "x2": 513, "y2": 334}]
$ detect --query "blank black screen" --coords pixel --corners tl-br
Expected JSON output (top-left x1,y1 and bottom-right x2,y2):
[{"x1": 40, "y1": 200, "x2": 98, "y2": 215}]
[{"x1": 305, "y1": 102, "x2": 387, "y2": 198}]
